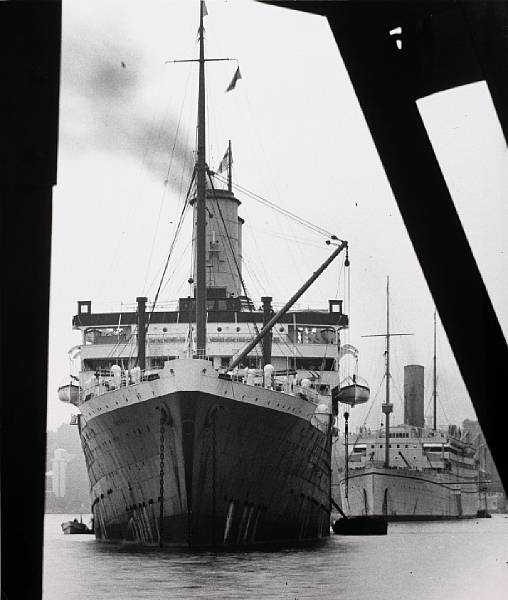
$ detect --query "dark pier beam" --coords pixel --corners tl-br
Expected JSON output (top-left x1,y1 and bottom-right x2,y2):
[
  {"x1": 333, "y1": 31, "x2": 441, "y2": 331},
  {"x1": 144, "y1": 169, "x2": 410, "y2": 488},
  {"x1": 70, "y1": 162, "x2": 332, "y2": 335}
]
[
  {"x1": 461, "y1": 1, "x2": 508, "y2": 144},
  {"x1": 0, "y1": 2, "x2": 61, "y2": 599},
  {"x1": 262, "y1": 1, "x2": 508, "y2": 489}
]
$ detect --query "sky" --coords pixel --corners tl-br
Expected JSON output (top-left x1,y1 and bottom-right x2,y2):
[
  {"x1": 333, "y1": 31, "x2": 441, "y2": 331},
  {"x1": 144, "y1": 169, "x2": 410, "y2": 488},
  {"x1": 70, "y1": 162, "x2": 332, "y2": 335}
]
[{"x1": 47, "y1": 0, "x2": 508, "y2": 432}]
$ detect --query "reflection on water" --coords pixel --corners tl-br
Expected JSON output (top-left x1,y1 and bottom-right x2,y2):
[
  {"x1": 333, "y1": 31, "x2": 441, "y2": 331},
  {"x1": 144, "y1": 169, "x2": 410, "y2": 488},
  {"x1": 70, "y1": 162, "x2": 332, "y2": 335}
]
[{"x1": 44, "y1": 514, "x2": 508, "y2": 600}]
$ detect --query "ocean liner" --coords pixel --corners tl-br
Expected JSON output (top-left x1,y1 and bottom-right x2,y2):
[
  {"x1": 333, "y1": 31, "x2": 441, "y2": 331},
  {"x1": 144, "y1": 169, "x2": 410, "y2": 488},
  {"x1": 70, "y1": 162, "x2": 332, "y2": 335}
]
[
  {"x1": 58, "y1": 2, "x2": 351, "y2": 547},
  {"x1": 332, "y1": 280, "x2": 484, "y2": 520}
]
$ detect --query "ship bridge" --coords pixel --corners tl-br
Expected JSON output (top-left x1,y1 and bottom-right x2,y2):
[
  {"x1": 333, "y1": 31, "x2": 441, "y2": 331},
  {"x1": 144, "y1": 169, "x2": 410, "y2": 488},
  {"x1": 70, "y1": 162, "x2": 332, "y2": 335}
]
[{"x1": 72, "y1": 297, "x2": 348, "y2": 388}]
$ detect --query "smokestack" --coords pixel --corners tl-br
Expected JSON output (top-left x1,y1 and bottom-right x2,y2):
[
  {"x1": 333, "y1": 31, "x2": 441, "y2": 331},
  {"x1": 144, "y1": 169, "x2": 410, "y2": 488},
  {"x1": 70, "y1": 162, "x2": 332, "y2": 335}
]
[{"x1": 404, "y1": 365, "x2": 424, "y2": 428}]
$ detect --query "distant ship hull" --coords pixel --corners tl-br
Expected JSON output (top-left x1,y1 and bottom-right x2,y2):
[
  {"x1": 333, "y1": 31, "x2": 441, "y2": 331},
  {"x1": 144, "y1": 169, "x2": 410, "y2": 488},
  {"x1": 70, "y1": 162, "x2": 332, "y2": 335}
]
[
  {"x1": 79, "y1": 360, "x2": 332, "y2": 547},
  {"x1": 336, "y1": 466, "x2": 479, "y2": 520}
]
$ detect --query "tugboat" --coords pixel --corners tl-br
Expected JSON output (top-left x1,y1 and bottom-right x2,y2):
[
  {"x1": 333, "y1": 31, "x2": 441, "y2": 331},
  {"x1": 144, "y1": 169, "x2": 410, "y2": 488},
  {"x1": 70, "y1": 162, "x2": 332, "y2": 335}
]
[
  {"x1": 332, "y1": 514, "x2": 387, "y2": 536},
  {"x1": 61, "y1": 516, "x2": 94, "y2": 535}
]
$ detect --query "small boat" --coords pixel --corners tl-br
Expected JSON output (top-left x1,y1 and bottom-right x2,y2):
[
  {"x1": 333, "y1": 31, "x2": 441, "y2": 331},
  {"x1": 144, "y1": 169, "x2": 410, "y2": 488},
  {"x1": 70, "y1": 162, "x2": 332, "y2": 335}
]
[
  {"x1": 333, "y1": 381, "x2": 370, "y2": 407},
  {"x1": 476, "y1": 509, "x2": 492, "y2": 518},
  {"x1": 61, "y1": 517, "x2": 94, "y2": 535},
  {"x1": 332, "y1": 515, "x2": 387, "y2": 535},
  {"x1": 57, "y1": 382, "x2": 80, "y2": 406},
  {"x1": 333, "y1": 347, "x2": 370, "y2": 408}
]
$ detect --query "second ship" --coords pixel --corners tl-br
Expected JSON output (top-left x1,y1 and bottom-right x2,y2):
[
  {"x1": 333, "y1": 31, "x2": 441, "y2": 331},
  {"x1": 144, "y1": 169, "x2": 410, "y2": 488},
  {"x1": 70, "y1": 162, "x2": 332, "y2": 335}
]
[{"x1": 332, "y1": 283, "x2": 486, "y2": 521}]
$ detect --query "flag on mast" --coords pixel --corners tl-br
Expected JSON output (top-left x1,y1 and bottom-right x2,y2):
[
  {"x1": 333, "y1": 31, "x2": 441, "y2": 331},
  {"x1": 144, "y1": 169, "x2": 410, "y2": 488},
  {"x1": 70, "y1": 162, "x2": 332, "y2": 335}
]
[
  {"x1": 226, "y1": 66, "x2": 242, "y2": 92},
  {"x1": 217, "y1": 146, "x2": 232, "y2": 173},
  {"x1": 202, "y1": 1, "x2": 208, "y2": 16}
]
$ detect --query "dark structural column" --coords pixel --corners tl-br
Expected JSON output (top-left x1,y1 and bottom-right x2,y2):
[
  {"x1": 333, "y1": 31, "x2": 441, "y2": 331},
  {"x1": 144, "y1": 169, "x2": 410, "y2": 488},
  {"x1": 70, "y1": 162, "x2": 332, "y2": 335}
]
[
  {"x1": 1, "y1": 2, "x2": 61, "y2": 599},
  {"x1": 261, "y1": 296, "x2": 273, "y2": 367},
  {"x1": 262, "y1": 0, "x2": 508, "y2": 490},
  {"x1": 136, "y1": 296, "x2": 148, "y2": 370},
  {"x1": 323, "y1": 1, "x2": 508, "y2": 488}
]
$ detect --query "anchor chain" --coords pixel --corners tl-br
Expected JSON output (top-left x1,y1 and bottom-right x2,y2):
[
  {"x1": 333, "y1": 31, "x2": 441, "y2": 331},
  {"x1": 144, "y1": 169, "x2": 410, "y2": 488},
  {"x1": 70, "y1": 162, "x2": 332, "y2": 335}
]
[
  {"x1": 211, "y1": 409, "x2": 217, "y2": 546},
  {"x1": 159, "y1": 408, "x2": 166, "y2": 547}
]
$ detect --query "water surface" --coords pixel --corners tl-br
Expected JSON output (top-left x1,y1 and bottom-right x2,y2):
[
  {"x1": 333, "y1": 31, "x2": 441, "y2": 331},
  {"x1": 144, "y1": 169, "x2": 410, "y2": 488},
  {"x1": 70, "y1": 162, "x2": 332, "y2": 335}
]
[{"x1": 44, "y1": 514, "x2": 508, "y2": 599}]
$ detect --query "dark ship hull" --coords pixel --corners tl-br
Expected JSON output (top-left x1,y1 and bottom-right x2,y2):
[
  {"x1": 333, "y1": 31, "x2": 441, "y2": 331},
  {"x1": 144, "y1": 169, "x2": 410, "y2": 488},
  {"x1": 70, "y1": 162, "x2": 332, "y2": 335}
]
[
  {"x1": 337, "y1": 466, "x2": 480, "y2": 521},
  {"x1": 79, "y1": 360, "x2": 332, "y2": 547}
]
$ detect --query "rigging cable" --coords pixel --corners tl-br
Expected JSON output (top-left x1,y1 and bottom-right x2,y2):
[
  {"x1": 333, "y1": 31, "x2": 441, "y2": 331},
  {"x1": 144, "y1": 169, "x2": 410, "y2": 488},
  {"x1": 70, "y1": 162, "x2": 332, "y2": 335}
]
[
  {"x1": 214, "y1": 173, "x2": 342, "y2": 241},
  {"x1": 144, "y1": 166, "x2": 197, "y2": 338},
  {"x1": 143, "y1": 60, "x2": 195, "y2": 293},
  {"x1": 243, "y1": 225, "x2": 327, "y2": 249},
  {"x1": 240, "y1": 256, "x2": 268, "y2": 299},
  {"x1": 160, "y1": 240, "x2": 192, "y2": 297},
  {"x1": 146, "y1": 142, "x2": 196, "y2": 296}
]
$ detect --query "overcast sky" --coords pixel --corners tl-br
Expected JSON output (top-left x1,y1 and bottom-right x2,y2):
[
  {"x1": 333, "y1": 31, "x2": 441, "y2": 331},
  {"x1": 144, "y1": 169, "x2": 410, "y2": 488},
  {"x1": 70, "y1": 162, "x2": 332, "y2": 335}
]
[{"x1": 48, "y1": 0, "x2": 508, "y2": 432}]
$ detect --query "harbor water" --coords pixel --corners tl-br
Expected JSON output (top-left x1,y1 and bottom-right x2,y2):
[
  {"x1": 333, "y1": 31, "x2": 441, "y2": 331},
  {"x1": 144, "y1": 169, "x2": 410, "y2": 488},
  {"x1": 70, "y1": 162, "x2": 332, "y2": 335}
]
[{"x1": 44, "y1": 513, "x2": 508, "y2": 599}]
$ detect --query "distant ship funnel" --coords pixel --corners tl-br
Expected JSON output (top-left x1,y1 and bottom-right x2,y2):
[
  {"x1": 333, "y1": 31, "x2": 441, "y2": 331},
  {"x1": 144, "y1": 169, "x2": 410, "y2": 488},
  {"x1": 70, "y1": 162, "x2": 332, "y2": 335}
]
[{"x1": 404, "y1": 365, "x2": 424, "y2": 428}]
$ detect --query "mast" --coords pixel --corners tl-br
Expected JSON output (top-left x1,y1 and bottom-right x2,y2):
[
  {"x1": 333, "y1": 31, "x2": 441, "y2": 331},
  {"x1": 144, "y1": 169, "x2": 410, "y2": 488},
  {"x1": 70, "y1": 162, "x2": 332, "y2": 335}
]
[
  {"x1": 382, "y1": 277, "x2": 393, "y2": 468},
  {"x1": 433, "y1": 309, "x2": 437, "y2": 430},
  {"x1": 195, "y1": 0, "x2": 207, "y2": 358},
  {"x1": 170, "y1": 3, "x2": 234, "y2": 354},
  {"x1": 227, "y1": 139, "x2": 232, "y2": 192},
  {"x1": 363, "y1": 277, "x2": 412, "y2": 468},
  {"x1": 136, "y1": 296, "x2": 147, "y2": 370}
]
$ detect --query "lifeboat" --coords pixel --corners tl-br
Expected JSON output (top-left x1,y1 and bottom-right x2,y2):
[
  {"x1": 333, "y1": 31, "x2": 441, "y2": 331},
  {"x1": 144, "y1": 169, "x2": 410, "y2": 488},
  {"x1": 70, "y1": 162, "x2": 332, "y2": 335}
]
[
  {"x1": 332, "y1": 376, "x2": 370, "y2": 407},
  {"x1": 57, "y1": 383, "x2": 80, "y2": 406}
]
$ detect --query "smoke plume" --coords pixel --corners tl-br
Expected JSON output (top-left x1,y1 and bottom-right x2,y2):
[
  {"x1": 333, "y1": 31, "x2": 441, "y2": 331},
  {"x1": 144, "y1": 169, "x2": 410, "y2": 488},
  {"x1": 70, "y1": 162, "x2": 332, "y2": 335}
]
[{"x1": 59, "y1": 26, "x2": 194, "y2": 190}]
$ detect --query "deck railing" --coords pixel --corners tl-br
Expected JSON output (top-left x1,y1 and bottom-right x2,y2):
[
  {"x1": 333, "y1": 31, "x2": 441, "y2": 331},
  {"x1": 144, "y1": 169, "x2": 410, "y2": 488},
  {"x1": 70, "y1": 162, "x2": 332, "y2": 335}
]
[{"x1": 79, "y1": 360, "x2": 328, "y2": 403}]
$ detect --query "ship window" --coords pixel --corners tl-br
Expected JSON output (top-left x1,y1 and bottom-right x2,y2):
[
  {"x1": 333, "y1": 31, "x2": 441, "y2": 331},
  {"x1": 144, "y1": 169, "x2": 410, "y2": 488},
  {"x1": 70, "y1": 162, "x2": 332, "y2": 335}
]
[
  {"x1": 294, "y1": 357, "x2": 335, "y2": 371},
  {"x1": 371, "y1": 445, "x2": 375, "y2": 449},
  {"x1": 396, "y1": 444, "x2": 400, "y2": 448},
  {"x1": 84, "y1": 326, "x2": 132, "y2": 345},
  {"x1": 294, "y1": 326, "x2": 336, "y2": 345}
]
